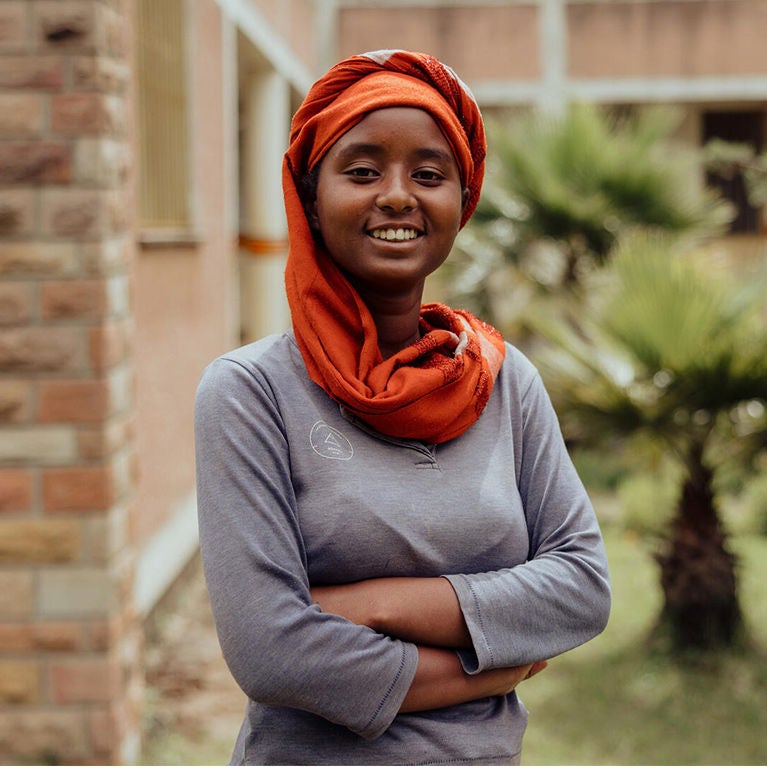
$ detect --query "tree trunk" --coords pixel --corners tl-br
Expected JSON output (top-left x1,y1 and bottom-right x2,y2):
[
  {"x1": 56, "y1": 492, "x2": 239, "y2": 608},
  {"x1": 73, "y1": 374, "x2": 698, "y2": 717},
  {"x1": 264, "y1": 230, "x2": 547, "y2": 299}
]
[{"x1": 655, "y1": 456, "x2": 742, "y2": 651}]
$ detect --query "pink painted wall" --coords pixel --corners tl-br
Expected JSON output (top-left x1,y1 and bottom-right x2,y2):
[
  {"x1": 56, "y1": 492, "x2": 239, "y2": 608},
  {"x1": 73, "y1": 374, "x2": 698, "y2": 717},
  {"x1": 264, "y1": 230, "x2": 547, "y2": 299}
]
[{"x1": 132, "y1": 0, "x2": 236, "y2": 547}]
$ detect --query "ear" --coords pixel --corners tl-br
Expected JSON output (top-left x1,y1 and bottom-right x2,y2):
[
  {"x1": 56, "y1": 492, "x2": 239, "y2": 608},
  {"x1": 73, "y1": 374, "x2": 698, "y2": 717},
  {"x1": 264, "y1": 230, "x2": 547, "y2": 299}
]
[
  {"x1": 461, "y1": 187, "x2": 471, "y2": 209},
  {"x1": 305, "y1": 196, "x2": 320, "y2": 232}
]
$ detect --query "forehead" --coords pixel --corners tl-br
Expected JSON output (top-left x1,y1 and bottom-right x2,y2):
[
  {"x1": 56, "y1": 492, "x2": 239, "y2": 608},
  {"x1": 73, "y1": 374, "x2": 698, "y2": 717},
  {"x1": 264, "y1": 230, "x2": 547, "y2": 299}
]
[{"x1": 328, "y1": 107, "x2": 456, "y2": 160}]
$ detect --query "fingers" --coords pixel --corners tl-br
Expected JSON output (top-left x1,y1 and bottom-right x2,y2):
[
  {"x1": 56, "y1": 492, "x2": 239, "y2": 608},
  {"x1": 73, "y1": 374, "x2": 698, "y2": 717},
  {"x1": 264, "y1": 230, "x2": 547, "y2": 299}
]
[{"x1": 524, "y1": 660, "x2": 548, "y2": 679}]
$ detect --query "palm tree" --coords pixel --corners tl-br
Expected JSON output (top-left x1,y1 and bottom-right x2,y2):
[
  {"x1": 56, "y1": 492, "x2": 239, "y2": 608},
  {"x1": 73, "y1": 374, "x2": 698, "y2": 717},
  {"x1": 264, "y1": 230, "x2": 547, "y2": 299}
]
[
  {"x1": 442, "y1": 105, "x2": 731, "y2": 333},
  {"x1": 531, "y1": 235, "x2": 767, "y2": 651}
]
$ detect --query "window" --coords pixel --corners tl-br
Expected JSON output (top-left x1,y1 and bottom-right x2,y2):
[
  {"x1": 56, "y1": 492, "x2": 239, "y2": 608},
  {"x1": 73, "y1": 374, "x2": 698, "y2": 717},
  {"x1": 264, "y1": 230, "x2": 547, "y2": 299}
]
[
  {"x1": 703, "y1": 111, "x2": 763, "y2": 234},
  {"x1": 136, "y1": 0, "x2": 193, "y2": 237}
]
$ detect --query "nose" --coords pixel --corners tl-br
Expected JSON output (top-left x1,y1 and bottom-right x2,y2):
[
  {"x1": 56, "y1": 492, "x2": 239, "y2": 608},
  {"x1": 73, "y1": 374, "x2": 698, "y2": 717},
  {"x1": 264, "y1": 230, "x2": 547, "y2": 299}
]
[{"x1": 375, "y1": 171, "x2": 416, "y2": 213}]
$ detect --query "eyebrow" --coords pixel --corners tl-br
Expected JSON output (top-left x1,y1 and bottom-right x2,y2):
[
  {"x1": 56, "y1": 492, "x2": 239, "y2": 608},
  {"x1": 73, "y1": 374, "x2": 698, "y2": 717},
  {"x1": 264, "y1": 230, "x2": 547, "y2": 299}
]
[{"x1": 335, "y1": 142, "x2": 455, "y2": 164}]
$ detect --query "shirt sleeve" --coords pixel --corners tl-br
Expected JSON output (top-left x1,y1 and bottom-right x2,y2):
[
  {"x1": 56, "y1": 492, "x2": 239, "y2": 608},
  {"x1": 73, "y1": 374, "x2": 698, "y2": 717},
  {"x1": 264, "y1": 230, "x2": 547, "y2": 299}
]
[
  {"x1": 444, "y1": 360, "x2": 611, "y2": 673},
  {"x1": 194, "y1": 355, "x2": 418, "y2": 739}
]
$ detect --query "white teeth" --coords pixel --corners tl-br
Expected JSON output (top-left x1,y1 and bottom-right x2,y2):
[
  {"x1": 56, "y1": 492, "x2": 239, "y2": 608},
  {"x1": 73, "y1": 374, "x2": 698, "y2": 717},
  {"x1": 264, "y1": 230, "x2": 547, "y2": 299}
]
[{"x1": 371, "y1": 228, "x2": 419, "y2": 241}]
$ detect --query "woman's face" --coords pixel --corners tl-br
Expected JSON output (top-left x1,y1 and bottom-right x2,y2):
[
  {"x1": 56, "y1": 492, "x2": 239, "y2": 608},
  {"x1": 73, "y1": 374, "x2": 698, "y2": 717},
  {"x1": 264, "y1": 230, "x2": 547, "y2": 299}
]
[{"x1": 312, "y1": 107, "x2": 467, "y2": 300}]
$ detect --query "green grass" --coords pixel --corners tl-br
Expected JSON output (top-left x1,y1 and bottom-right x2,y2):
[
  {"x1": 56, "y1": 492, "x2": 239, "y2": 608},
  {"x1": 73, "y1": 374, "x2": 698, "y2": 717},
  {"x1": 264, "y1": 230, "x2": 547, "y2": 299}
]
[{"x1": 520, "y1": 528, "x2": 767, "y2": 765}]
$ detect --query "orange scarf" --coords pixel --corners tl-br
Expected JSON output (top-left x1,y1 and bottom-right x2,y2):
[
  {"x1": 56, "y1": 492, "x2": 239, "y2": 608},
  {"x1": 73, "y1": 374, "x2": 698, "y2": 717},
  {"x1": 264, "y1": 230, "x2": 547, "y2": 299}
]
[{"x1": 283, "y1": 50, "x2": 506, "y2": 444}]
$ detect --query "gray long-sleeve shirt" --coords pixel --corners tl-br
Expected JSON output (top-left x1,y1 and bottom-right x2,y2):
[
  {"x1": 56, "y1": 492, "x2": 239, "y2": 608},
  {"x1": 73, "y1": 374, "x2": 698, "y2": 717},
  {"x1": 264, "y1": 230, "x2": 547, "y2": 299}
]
[{"x1": 194, "y1": 332, "x2": 611, "y2": 765}]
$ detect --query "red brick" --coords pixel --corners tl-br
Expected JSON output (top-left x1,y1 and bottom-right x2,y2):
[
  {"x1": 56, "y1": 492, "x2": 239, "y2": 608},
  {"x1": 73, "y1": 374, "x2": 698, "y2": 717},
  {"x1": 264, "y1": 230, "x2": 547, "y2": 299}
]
[
  {"x1": 0, "y1": 467, "x2": 33, "y2": 510},
  {"x1": 0, "y1": 55, "x2": 64, "y2": 89},
  {"x1": 0, "y1": 518, "x2": 80, "y2": 563},
  {"x1": 0, "y1": 142, "x2": 71, "y2": 183},
  {"x1": 0, "y1": 189, "x2": 36, "y2": 236},
  {"x1": 51, "y1": 93, "x2": 124, "y2": 135},
  {"x1": 50, "y1": 656, "x2": 120, "y2": 704},
  {"x1": 0, "y1": 621, "x2": 82, "y2": 652},
  {"x1": 0, "y1": 2, "x2": 30, "y2": 51},
  {"x1": 38, "y1": 378, "x2": 110, "y2": 422},
  {"x1": 43, "y1": 465, "x2": 114, "y2": 512},
  {"x1": 0, "y1": 327, "x2": 84, "y2": 373},
  {"x1": 41, "y1": 279, "x2": 106, "y2": 320},
  {"x1": 0, "y1": 94, "x2": 43, "y2": 136}
]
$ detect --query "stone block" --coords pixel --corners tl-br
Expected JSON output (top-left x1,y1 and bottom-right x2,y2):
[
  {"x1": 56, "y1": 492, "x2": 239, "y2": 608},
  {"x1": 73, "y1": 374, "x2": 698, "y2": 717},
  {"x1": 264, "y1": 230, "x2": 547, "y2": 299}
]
[
  {"x1": 0, "y1": 381, "x2": 30, "y2": 423},
  {"x1": 0, "y1": 426, "x2": 77, "y2": 464},
  {"x1": 42, "y1": 188, "x2": 104, "y2": 239},
  {"x1": 0, "y1": 141, "x2": 71, "y2": 184},
  {"x1": 50, "y1": 655, "x2": 121, "y2": 704},
  {"x1": 38, "y1": 566, "x2": 115, "y2": 615},
  {"x1": 0, "y1": 2, "x2": 30, "y2": 52},
  {"x1": 88, "y1": 317, "x2": 132, "y2": 371},
  {"x1": 82, "y1": 236, "x2": 130, "y2": 276},
  {"x1": 38, "y1": 378, "x2": 110, "y2": 423},
  {"x1": 0, "y1": 620, "x2": 82, "y2": 652},
  {"x1": 40, "y1": 278, "x2": 106, "y2": 320},
  {"x1": 0, "y1": 467, "x2": 33, "y2": 510},
  {"x1": 0, "y1": 94, "x2": 43, "y2": 136},
  {"x1": 77, "y1": 414, "x2": 134, "y2": 459},
  {"x1": 42, "y1": 464, "x2": 114, "y2": 512},
  {"x1": 0, "y1": 55, "x2": 64, "y2": 89},
  {"x1": 35, "y1": 0, "x2": 105, "y2": 51},
  {"x1": 0, "y1": 188, "x2": 36, "y2": 236},
  {"x1": 0, "y1": 570, "x2": 34, "y2": 616},
  {"x1": 72, "y1": 55, "x2": 129, "y2": 93},
  {"x1": 0, "y1": 282, "x2": 33, "y2": 325},
  {"x1": 0, "y1": 517, "x2": 80, "y2": 563},
  {"x1": 0, "y1": 241, "x2": 78, "y2": 277},
  {"x1": 0, "y1": 326, "x2": 84, "y2": 373},
  {"x1": 0, "y1": 660, "x2": 40, "y2": 703},
  {"x1": 0, "y1": 709, "x2": 89, "y2": 764},
  {"x1": 74, "y1": 137, "x2": 129, "y2": 187},
  {"x1": 51, "y1": 92, "x2": 124, "y2": 135}
]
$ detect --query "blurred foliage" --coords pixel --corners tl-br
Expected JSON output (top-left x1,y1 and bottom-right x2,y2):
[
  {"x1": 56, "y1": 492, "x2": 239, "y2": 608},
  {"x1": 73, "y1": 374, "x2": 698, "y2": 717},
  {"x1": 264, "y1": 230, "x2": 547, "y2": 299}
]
[
  {"x1": 531, "y1": 235, "x2": 767, "y2": 649},
  {"x1": 531, "y1": 235, "x2": 767, "y2": 464},
  {"x1": 703, "y1": 138, "x2": 767, "y2": 207},
  {"x1": 442, "y1": 104, "x2": 732, "y2": 339}
]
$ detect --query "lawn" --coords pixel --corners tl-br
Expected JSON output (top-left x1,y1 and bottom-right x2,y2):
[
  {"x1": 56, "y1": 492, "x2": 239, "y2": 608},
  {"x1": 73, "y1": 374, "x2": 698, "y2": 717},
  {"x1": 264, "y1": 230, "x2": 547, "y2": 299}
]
[{"x1": 519, "y1": 527, "x2": 767, "y2": 765}]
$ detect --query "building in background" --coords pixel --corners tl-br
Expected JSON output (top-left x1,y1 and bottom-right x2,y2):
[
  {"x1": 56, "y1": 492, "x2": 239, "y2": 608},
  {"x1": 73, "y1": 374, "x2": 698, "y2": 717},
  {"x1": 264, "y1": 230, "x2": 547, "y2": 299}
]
[{"x1": 0, "y1": 1, "x2": 764, "y2": 763}]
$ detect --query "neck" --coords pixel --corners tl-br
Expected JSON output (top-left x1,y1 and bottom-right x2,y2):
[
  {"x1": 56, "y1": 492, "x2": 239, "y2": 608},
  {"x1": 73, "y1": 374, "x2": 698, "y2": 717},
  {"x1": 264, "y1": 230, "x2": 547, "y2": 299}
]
[{"x1": 360, "y1": 288, "x2": 424, "y2": 359}]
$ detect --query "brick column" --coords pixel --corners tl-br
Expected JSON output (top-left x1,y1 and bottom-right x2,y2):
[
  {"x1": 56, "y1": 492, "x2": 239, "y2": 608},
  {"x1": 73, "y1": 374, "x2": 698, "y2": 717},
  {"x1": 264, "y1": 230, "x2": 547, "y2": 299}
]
[{"x1": 0, "y1": 1, "x2": 141, "y2": 764}]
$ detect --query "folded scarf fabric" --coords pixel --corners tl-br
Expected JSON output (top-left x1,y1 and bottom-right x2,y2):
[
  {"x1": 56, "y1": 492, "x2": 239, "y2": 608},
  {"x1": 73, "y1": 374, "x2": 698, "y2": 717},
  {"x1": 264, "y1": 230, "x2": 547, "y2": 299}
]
[{"x1": 283, "y1": 50, "x2": 506, "y2": 444}]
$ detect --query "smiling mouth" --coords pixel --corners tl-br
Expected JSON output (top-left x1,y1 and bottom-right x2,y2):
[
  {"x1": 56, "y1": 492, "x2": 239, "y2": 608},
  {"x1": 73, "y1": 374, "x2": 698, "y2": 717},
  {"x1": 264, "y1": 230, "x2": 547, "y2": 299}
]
[{"x1": 369, "y1": 227, "x2": 421, "y2": 242}]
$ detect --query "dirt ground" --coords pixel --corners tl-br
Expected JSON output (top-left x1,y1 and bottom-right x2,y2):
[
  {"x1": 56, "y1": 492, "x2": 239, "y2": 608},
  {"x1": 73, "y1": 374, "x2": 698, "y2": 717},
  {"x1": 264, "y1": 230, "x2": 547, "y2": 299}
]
[{"x1": 142, "y1": 555, "x2": 245, "y2": 765}]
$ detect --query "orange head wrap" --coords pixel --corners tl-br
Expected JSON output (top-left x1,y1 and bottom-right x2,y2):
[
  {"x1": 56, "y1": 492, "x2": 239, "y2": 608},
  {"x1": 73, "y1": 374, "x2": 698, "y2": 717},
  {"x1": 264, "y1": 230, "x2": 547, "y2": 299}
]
[{"x1": 283, "y1": 50, "x2": 505, "y2": 444}]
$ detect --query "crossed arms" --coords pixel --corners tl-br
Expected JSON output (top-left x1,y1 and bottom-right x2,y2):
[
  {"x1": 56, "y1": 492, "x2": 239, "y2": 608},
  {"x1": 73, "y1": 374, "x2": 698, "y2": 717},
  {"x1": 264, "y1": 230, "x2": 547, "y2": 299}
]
[{"x1": 311, "y1": 576, "x2": 548, "y2": 712}]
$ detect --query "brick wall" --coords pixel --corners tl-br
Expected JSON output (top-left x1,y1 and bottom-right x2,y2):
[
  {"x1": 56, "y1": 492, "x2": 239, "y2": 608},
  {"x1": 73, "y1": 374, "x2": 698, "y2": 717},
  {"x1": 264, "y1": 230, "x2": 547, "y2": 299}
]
[{"x1": 0, "y1": 1, "x2": 141, "y2": 763}]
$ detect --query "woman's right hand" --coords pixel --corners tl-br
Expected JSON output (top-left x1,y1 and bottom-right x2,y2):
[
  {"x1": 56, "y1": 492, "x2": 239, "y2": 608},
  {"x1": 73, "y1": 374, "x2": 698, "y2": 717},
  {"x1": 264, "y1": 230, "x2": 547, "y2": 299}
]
[{"x1": 400, "y1": 647, "x2": 548, "y2": 713}]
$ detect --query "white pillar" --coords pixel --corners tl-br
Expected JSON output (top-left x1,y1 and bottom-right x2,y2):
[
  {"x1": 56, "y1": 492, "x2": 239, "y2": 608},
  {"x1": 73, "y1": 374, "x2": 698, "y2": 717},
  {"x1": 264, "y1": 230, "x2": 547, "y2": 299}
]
[
  {"x1": 538, "y1": 0, "x2": 567, "y2": 115},
  {"x1": 240, "y1": 68, "x2": 291, "y2": 343}
]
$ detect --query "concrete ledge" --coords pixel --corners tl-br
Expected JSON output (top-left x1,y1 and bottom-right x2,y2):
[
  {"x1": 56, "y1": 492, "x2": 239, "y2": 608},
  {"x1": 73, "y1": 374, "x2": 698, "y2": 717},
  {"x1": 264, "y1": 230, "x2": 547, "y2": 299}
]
[{"x1": 133, "y1": 491, "x2": 200, "y2": 616}]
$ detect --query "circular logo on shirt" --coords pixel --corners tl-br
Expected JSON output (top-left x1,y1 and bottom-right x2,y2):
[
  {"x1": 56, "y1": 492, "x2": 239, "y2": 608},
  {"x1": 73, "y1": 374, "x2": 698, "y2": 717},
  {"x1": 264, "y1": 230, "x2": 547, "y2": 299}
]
[{"x1": 310, "y1": 421, "x2": 354, "y2": 461}]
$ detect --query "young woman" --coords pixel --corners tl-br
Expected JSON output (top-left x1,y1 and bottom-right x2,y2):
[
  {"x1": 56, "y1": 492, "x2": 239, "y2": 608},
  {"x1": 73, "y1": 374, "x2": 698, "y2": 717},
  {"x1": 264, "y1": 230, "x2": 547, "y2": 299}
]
[{"x1": 195, "y1": 50, "x2": 611, "y2": 765}]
